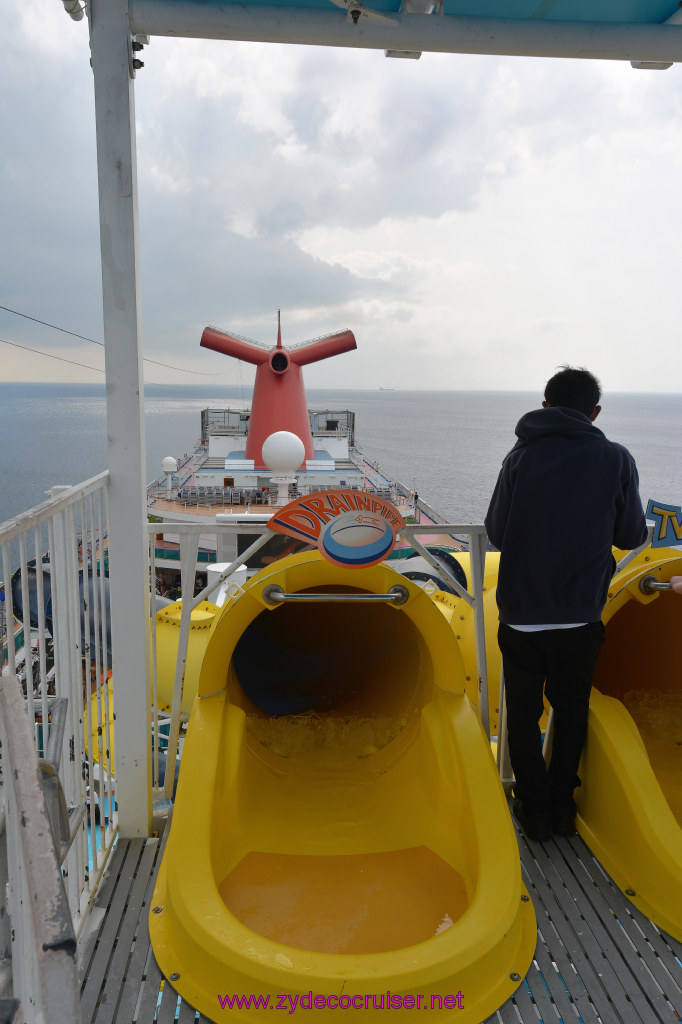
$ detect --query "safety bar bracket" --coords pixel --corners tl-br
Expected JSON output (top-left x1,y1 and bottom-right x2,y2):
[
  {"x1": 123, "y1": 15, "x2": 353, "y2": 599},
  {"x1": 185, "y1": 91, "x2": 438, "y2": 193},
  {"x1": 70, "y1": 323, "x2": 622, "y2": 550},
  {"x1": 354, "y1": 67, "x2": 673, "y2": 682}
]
[
  {"x1": 639, "y1": 575, "x2": 673, "y2": 594},
  {"x1": 262, "y1": 584, "x2": 410, "y2": 606}
]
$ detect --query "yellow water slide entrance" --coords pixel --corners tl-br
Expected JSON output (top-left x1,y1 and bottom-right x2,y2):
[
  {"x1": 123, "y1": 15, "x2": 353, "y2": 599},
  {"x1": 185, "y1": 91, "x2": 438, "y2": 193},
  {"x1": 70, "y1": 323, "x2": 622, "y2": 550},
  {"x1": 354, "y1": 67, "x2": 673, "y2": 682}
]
[
  {"x1": 150, "y1": 551, "x2": 535, "y2": 1022},
  {"x1": 578, "y1": 553, "x2": 682, "y2": 938}
]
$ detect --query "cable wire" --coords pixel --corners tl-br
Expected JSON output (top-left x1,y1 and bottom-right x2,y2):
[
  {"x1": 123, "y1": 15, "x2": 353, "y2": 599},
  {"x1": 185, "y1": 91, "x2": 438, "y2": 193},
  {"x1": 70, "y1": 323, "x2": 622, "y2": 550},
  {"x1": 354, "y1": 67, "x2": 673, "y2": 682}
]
[
  {"x1": 0, "y1": 335, "x2": 239, "y2": 390},
  {"x1": 0, "y1": 304, "x2": 225, "y2": 377}
]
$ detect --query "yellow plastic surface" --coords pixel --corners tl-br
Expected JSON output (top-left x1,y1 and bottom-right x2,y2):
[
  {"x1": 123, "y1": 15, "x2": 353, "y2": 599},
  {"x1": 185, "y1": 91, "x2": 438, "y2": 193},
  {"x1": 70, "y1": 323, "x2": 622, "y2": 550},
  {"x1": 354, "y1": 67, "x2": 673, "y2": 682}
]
[
  {"x1": 150, "y1": 552, "x2": 535, "y2": 1022},
  {"x1": 86, "y1": 600, "x2": 219, "y2": 769},
  {"x1": 86, "y1": 682, "x2": 115, "y2": 769},
  {"x1": 154, "y1": 599, "x2": 219, "y2": 715},
  {"x1": 579, "y1": 553, "x2": 682, "y2": 940}
]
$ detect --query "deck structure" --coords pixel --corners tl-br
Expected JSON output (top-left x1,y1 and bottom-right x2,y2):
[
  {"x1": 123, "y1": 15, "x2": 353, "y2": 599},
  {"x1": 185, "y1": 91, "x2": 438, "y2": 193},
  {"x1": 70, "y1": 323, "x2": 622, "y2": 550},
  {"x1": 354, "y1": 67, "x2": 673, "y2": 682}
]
[{"x1": 80, "y1": 816, "x2": 682, "y2": 1024}]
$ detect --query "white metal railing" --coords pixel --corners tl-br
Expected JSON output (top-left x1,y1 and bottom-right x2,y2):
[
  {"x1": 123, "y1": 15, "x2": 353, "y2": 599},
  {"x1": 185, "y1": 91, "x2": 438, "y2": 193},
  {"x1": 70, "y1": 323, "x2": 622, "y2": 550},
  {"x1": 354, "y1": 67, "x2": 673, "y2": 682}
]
[
  {"x1": 0, "y1": 473, "x2": 117, "y2": 958},
  {"x1": 148, "y1": 521, "x2": 274, "y2": 801},
  {"x1": 401, "y1": 523, "x2": 490, "y2": 734}
]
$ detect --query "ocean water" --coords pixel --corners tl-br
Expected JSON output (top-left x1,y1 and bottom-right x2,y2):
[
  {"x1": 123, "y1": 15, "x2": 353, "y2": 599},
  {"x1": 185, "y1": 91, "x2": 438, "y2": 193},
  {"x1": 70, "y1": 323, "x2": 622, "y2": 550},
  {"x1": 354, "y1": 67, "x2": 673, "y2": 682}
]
[{"x1": 0, "y1": 382, "x2": 680, "y2": 527}]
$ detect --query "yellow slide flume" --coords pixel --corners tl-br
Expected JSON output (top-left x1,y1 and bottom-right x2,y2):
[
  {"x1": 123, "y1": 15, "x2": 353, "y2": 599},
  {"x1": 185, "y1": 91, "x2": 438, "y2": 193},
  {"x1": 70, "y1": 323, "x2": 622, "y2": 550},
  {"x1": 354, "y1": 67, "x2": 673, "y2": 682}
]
[
  {"x1": 150, "y1": 551, "x2": 535, "y2": 1022},
  {"x1": 86, "y1": 599, "x2": 219, "y2": 770},
  {"x1": 444, "y1": 547, "x2": 682, "y2": 941},
  {"x1": 580, "y1": 551, "x2": 682, "y2": 939}
]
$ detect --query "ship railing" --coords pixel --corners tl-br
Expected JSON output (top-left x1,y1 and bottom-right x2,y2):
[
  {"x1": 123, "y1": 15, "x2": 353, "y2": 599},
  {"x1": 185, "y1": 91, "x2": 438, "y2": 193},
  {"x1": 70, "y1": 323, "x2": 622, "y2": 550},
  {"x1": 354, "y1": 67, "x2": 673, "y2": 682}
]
[
  {"x1": 287, "y1": 330, "x2": 353, "y2": 351},
  {"x1": 0, "y1": 672, "x2": 82, "y2": 1023},
  {"x1": 401, "y1": 523, "x2": 491, "y2": 736},
  {"x1": 146, "y1": 519, "x2": 494, "y2": 791},
  {"x1": 413, "y1": 496, "x2": 451, "y2": 526},
  {"x1": 150, "y1": 485, "x2": 276, "y2": 508},
  {"x1": 0, "y1": 472, "x2": 117, "y2": 966}
]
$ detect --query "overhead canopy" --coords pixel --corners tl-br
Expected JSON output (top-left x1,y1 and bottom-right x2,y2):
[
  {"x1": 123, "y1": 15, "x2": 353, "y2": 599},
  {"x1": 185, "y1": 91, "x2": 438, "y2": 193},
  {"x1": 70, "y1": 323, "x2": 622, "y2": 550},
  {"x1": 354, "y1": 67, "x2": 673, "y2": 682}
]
[{"x1": 130, "y1": 0, "x2": 682, "y2": 64}]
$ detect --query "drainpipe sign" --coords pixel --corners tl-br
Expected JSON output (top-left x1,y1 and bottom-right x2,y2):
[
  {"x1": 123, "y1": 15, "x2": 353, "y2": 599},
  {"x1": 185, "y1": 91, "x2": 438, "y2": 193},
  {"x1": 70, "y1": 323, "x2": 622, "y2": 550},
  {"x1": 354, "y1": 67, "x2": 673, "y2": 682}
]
[
  {"x1": 268, "y1": 489, "x2": 405, "y2": 568},
  {"x1": 646, "y1": 499, "x2": 682, "y2": 547}
]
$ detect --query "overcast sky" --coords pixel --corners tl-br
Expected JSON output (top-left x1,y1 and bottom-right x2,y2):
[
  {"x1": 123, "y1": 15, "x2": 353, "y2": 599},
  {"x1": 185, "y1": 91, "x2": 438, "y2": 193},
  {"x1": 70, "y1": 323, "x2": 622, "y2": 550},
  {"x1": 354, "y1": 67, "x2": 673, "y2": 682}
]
[{"x1": 3, "y1": 0, "x2": 682, "y2": 391}]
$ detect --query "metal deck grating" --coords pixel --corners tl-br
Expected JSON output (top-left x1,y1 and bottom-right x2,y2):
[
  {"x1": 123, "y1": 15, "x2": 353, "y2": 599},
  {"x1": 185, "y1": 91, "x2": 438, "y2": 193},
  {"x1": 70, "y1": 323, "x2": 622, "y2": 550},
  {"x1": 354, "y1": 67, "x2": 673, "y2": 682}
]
[{"x1": 79, "y1": 826, "x2": 682, "y2": 1024}]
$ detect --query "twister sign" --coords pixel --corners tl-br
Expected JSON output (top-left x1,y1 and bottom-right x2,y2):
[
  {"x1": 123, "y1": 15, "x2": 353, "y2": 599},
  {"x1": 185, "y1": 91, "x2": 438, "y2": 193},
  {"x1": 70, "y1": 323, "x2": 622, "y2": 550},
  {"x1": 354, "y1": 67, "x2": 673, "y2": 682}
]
[
  {"x1": 268, "y1": 490, "x2": 406, "y2": 568},
  {"x1": 646, "y1": 499, "x2": 682, "y2": 548}
]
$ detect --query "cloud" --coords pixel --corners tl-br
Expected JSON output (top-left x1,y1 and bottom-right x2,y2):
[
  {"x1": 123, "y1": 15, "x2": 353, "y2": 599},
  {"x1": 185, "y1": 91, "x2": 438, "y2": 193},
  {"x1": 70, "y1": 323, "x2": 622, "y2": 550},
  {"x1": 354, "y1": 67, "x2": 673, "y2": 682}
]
[
  {"x1": 137, "y1": 42, "x2": 534, "y2": 233},
  {"x1": 4, "y1": 0, "x2": 682, "y2": 390}
]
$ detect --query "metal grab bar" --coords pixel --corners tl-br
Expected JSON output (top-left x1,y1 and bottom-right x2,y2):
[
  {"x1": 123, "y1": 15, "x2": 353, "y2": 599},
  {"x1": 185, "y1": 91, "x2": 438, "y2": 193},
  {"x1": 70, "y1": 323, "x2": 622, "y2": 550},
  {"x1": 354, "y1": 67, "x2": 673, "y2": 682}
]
[
  {"x1": 262, "y1": 584, "x2": 409, "y2": 606},
  {"x1": 639, "y1": 575, "x2": 673, "y2": 594}
]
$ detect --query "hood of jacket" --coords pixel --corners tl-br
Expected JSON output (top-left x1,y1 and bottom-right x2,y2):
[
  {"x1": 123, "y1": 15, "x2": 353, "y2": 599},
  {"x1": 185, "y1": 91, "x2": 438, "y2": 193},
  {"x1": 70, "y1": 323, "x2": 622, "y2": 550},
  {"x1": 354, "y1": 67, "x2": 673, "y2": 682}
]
[{"x1": 512, "y1": 406, "x2": 604, "y2": 448}]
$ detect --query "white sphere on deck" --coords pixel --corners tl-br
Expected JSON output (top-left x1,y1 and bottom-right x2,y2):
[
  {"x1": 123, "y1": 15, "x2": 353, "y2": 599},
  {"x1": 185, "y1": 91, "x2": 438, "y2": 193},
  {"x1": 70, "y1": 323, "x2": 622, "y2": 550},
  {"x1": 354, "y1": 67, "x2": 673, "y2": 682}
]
[
  {"x1": 162, "y1": 456, "x2": 178, "y2": 474},
  {"x1": 262, "y1": 431, "x2": 305, "y2": 474}
]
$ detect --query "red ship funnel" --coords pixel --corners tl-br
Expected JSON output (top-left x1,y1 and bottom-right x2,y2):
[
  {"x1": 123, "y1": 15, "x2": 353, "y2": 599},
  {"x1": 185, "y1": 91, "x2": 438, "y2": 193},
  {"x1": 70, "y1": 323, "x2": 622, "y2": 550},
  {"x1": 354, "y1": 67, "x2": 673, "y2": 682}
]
[{"x1": 200, "y1": 316, "x2": 357, "y2": 470}]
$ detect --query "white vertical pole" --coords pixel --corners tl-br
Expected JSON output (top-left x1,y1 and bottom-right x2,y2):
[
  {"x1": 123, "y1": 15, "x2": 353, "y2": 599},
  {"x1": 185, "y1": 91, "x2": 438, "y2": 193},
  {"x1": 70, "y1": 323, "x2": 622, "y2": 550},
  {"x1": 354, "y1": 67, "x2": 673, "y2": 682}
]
[
  {"x1": 162, "y1": 531, "x2": 199, "y2": 799},
  {"x1": 496, "y1": 669, "x2": 514, "y2": 793},
  {"x1": 469, "y1": 529, "x2": 490, "y2": 738},
  {"x1": 89, "y1": 0, "x2": 151, "y2": 836}
]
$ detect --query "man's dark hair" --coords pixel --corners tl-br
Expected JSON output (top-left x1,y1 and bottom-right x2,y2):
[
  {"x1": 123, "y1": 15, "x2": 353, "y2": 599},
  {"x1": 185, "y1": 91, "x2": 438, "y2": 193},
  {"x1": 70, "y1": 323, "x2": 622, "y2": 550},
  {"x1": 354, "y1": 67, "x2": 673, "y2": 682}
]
[{"x1": 544, "y1": 365, "x2": 601, "y2": 417}]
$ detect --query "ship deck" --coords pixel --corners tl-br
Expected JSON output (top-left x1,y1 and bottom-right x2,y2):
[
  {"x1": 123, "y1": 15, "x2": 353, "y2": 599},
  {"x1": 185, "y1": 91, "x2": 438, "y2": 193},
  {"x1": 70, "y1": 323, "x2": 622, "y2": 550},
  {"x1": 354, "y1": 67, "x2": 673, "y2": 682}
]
[
  {"x1": 79, "y1": 813, "x2": 682, "y2": 1024},
  {"x1": 146, "y1": 438, "x2": 430, "y2": 524}
]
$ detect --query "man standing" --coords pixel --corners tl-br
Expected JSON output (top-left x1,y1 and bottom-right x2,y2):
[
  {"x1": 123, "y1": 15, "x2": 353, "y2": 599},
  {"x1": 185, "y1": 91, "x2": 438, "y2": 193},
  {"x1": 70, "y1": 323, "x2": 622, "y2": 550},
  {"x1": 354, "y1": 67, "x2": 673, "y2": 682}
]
[{"x1": 485, "y1": 367, "x2": 648, "y2": 841}]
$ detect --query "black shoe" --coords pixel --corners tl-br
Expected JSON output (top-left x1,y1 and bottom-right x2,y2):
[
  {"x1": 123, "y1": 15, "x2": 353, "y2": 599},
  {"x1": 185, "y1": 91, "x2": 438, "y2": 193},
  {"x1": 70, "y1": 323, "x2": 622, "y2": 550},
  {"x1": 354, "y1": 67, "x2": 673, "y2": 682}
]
[
  {"x1": 512, "y1": 798, "x2": 552, "y2": 842},
  {"x1": 552, "y1": 805, "x2": 576, "y2": 836}
]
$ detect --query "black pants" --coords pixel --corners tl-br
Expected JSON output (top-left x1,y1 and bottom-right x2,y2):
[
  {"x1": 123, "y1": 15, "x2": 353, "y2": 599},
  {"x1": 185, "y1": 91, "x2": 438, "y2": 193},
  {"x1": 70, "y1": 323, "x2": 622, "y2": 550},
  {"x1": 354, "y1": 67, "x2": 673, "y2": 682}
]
[{"x1": 498, "y1": 622, "x2": 605, "y2": 813}]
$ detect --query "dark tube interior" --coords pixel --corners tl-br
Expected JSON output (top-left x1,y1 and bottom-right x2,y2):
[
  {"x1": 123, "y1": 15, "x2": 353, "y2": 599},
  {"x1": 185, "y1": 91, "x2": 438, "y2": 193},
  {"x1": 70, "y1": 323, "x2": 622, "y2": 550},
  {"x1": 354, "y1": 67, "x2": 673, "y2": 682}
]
[
  {"x1": 230, "y1": 588, "x2": 428, "y2": 718},
  {"x1": 594, "y1": 594, "x2": 681, "y2": 701}
]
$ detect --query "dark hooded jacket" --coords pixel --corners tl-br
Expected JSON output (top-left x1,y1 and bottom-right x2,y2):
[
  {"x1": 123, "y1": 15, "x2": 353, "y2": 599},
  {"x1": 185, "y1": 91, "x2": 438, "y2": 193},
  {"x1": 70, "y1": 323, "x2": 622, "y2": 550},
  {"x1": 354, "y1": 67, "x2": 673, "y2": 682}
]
[{"x1": 485, "y1": 406, "x2": 648, "y2": 625}]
